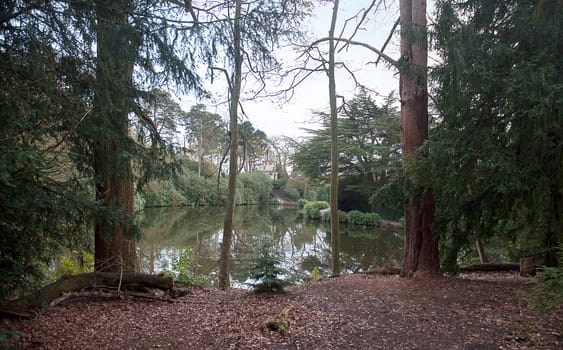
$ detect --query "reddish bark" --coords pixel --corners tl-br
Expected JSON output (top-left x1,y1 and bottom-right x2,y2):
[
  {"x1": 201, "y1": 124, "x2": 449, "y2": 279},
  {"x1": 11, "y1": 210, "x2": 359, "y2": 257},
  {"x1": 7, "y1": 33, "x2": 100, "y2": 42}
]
[{"x1": 399, "y1": 0, "x2": 440, "y2": 277}]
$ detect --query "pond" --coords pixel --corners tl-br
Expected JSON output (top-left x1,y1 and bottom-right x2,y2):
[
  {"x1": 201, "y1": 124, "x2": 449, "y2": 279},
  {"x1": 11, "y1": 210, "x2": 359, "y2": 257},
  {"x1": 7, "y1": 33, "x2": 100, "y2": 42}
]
[{"x1": 137, "y1": 205, "x2": 403, "y2": 288}]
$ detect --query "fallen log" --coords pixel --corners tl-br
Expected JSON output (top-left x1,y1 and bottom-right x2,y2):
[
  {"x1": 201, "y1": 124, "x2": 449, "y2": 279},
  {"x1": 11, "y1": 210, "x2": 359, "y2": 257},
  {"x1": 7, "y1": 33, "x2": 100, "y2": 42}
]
[
  {"x1": 459, "y1": 263, "x2": 520, "y2": 273},
  {"x1": 366, "y1": 267, "x2": 401, "y2": 275},
  {"x1": 3, "y1": 272, "x2": 174, "y2": 313}
]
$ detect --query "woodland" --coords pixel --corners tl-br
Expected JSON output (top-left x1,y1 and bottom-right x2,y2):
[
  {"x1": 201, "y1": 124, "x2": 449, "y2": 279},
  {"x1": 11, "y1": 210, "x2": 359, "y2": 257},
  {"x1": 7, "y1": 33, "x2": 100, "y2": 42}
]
[{"x1": 0, "y1": 0, "x2": 561, "y2": 348}]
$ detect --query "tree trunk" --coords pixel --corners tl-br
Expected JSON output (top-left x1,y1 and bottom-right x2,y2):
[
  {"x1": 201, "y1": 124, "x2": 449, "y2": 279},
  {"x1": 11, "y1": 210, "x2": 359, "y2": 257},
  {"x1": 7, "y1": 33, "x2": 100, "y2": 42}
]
[
  {"x1": 218, "y1": 0, "x2": 243, "y2": 289},
  {"x1": 399, "y1": 0, "x2": 440, "y2": 277},
  {"x1": 475, "y1": 234, "x2": 488, "y2": 264},
  {"x1": 6, "y1": 273, "x2": 173, "y2": 311},
  {"x1": 328, "y1": 0, "x2": 340, "y2": 277},
  {"x1": 93, "y1": 0, "x2": 138, "y2": 273}
]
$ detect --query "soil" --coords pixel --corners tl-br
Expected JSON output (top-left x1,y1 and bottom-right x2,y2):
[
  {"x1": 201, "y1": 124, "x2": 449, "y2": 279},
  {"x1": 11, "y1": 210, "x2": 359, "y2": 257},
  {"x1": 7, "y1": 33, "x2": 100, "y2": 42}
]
[{"x1": 2, "y1": 272, "x2": 562, "y2": 349}]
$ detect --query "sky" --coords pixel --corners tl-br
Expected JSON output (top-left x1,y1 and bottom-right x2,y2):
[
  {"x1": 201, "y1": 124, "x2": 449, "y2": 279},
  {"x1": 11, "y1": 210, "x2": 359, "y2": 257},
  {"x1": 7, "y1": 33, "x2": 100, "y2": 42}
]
[{"x1": 180, "y1": 1, "x2": 424, "y2": 140}]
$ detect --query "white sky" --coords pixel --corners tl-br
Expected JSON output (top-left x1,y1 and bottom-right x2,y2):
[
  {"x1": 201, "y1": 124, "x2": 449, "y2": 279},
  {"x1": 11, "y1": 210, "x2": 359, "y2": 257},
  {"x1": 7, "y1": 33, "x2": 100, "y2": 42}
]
[{"x1": 180, "y1": 1, "x2": 435, "y2": 140}]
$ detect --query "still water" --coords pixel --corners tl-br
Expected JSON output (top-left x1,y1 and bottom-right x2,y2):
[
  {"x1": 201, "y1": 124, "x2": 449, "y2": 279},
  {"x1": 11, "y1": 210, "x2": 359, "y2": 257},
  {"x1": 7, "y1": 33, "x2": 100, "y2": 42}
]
[{"x1": 137, "y1": 205, "x2": 403, "y2": 287}]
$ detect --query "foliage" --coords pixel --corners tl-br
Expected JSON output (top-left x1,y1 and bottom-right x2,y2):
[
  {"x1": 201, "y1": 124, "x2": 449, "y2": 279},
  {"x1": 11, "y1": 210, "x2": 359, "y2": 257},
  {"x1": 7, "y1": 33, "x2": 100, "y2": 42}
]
[
  {"x1": 292, "y1": 91, "x2": 401, "y2": 212},
  {"x1": 0, "y1": 0, "x2": 96, "y2": 296},
  {"x1": 237, "y1": 172, "x2": 273, "y2": 205},
  {"x1": 322, "y1": 210, "x2": 348, "y2": 224},
  {"x1": 302, "y1": 201, "x2": 329, "y2": 220},
  {"x1": 246, "y1": 246, "x2": 291, "y2": 293},
  {"x1": 171, "y1": 246, "x2": 207, "y2": 287},
  {"x1": 523, "y1": 246, "x2": 563, "y2": 312},
  {"x1": 53, "y1": 253, "x2": 94, "y2": 280},
  {"x1": 0, "y1": 329, "x2": 22, "y2": 350},
  {"x1": 348, "y1": 211, "x2": 380, "y2": 226},
  {"x1": 426, "y1": 0, "x2": 562, "y2": 269},
  {"x1": 309, "y1": 266, "x2": 322, "y2": 281}
]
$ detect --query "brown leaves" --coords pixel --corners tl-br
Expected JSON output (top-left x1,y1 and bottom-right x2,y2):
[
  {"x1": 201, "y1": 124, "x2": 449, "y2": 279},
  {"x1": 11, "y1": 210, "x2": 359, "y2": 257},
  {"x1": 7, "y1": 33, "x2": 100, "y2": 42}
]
[{"x1": 2, "y1": 273, "x2": 562, "y2": 349}]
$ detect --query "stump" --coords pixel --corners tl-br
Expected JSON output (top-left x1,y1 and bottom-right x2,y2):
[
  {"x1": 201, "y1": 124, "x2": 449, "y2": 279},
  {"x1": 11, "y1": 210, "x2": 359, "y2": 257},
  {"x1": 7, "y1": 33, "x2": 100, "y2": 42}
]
[{"x1": 519, "y1": 257, "x2": 536, "y2": 276}]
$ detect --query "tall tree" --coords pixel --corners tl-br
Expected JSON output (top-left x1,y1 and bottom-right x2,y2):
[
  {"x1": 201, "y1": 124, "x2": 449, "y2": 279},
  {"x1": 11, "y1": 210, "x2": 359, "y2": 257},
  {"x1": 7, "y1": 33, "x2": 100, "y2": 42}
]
[
  {"x1": 202, "y1": 0, "x2": 311, "y2": 289},
  {"x1": 0, "y1": 1, "x2": 95, "y2": 297},
  {"x1": 399, "y1": 0, "x2": 440, "y2": 277},
  {"x1": 184, "y1": 104, "x2": 226, "y2": 176},
  {"x1": 92, "y1": 0, "x2": 139, "y2": 272},
  {"x1": 429, "y1": 0, "x2": 562, "y2": 270},
  {"x1": 328, "y1": 0, "x2": 341, "y2": 277},
  {"x1": 292, "y1": 91, "x2": 401, "y2": 212},
  {"x1": 218, "y1": 0, "x2": 242, "y2": 290}
]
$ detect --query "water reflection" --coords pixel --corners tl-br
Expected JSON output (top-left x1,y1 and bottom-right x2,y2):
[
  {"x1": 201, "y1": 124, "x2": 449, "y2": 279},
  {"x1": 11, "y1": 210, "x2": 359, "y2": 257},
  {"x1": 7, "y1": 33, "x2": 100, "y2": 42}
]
[{"x1": 137, "y1": 206, "x2": 403, "y2": 286}]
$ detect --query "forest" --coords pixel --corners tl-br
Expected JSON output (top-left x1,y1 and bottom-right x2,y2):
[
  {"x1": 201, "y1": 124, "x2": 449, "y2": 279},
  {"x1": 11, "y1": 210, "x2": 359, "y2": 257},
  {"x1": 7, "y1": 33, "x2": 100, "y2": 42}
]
[{"x1": 0, "y1": 0, "x2": 561, "y2": 348}]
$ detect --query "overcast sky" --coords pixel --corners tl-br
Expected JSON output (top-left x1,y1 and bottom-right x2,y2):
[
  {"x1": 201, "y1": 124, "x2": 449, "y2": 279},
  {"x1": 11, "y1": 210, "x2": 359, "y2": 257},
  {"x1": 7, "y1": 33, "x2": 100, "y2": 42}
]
[{"x1": 180, "y1": 1, "x2": 432, "y2": 140}]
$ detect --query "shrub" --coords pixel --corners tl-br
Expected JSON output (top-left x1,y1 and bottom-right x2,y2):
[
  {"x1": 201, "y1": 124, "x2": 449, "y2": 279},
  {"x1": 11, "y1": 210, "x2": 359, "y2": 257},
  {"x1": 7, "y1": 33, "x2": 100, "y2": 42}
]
[
  {"x1": 302, "y1": 201, "x2": 329, "y2": 220},
  {"x1": 237, "y1": 172, "x2": 273, "y2": 205},
  {"x1": 171, "y1": 246, "x2": 207, "y2": 286},
  {"x1": 54, "y1": 252, "x2": 94, "y2": 279},
  {"x1": 283, "y1": 188, "x2": 300, "y2": 201},
  {"x1": 322, "y1": 210, "x2": 348, "y2": 223},
  {"x1": 364, "y1": 212, "x2": 380, "y2": 226},
  {"x1": 246, "y1": 246, "x2": 291, "y2": 293},
  {"x1": 348, "y1": 210, "x2": 366, "y2": 225},
  {"x1": 523, "y1": 246, "x2": 563, "y2": 312}
]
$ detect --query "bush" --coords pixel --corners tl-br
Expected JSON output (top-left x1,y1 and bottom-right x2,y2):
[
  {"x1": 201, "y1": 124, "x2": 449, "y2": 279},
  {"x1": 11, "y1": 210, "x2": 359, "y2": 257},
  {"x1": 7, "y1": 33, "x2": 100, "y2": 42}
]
[
  {"x1": 322, "y1": 210, "x2": 348, "y2": 223},
  {"x1": 237, "y1": 172, "x2": 273, "y2": 205},
  {"x1": 246, "y1": 246, "x2": 291, "y2": 293},
  {"x1": 282, "y1": 188, "x2": 301, "y2": 201},
  {"x1": 302, "y1": 201, "x2": 329, "y2": 220},
  {"x1": 364, "y1": 212, "x2": 380, "y2": 226},
  {"x1": 523, "y1": 246, "x2": 563, "y2": 312},
  {"x1": 171, "y1": 246, "x2": 207, "y2": 286},
  {"x1": 347, "y1": 210, "x2": 380, "y2": 226},
  {"x1": 348, "y1": 210, "x2": 366, "y2": 225},
  {"x1": 53, "y1": 252, "x2": 94, "y2": 279}
]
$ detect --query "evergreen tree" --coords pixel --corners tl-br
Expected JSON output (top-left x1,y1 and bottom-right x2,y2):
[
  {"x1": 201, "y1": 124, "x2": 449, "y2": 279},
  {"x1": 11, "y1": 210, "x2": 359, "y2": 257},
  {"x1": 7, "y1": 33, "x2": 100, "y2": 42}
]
[{"x1": 428, "y1": 0, "x2": 562, "y2": 270}]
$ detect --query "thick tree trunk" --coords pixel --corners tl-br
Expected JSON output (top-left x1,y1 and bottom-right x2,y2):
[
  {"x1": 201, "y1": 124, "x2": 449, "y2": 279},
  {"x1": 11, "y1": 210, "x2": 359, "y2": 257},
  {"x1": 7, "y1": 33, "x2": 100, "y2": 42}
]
[
  {"x1": 93, "y1": 0, "x2": 138, "y2": 273},
  {"x1": 2, "y1": 273, "x2": 173, "y2": 313},
  {"x1": 328, "y1": 0, "x2": 340, "y2": 277},
  {"x1": 218, "y1": 0, "x2": 242, "y2": 289},
  {"x1": 399, "y1": 0, "x2": 440, "y2": 277}
]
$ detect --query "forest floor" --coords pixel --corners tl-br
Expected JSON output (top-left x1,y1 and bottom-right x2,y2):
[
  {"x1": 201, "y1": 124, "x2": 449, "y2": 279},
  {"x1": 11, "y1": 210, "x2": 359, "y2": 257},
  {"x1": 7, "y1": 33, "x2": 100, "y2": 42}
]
[{"x1": 2, "y1": 272, "x2": 562, "y2": 349}]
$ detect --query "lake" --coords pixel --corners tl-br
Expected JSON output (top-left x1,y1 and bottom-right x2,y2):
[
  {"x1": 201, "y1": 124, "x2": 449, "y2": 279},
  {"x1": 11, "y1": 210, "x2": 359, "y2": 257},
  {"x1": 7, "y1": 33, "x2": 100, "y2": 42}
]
[{"x1": 137, "y1": 205, "x2": 403, "y2": 287}]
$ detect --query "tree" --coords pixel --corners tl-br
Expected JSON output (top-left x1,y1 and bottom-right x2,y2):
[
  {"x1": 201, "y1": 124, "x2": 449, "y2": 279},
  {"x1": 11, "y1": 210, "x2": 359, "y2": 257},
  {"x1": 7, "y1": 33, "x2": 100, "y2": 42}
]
[
  {"x1": 428, "y1": 0, "x2": 562, "y2": 270},
  {"x1": 183, "y1": 104, "x2": 226, "y2": 176},
  {"x1": 199, "y1": 0, "x2": 312, "y2": 289},
  {"x1": 269, "y1": 136, "x2": 298, "y2": 179},
  {"x1": 92, "y1": 0, "x2": 139, "y2": 272},
  {"x1": 136, "y1": 89, "x2": 186, "y2": 146},
  {"x1": 291, "y1": 91, "x2": 401, "y2": 212},
  {"x1": 399, "y1": 0, "x2": 440, "y2": 277},
  {"x1": 0, "y1": 1, "x2": 95, "y2": 297},
  {"x1": 327, "y1": 0, "x2": 341, "y2": 277},
  {"x1": 218, "y1": 0, "x2": 243, "y2": 290}
]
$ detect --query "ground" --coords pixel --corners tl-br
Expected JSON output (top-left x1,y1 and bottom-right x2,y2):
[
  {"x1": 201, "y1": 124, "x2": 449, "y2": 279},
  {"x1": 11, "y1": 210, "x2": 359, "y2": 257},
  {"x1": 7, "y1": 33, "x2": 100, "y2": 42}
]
[{"x1": 2, "y1": 273, "x2": 562, "y2": 349}]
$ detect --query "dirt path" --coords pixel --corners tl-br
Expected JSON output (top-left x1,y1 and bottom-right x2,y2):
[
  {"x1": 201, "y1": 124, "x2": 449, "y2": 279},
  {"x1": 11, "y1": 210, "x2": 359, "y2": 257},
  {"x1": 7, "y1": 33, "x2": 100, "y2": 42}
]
[{"x1": 2, "y1": 273, "x2": 561, "y2": 349}]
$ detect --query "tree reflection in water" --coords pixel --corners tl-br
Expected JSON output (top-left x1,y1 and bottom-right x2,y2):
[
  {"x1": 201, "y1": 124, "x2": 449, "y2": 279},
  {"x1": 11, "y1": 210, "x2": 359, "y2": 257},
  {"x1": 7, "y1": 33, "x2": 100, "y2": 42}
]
[{"x1": 137, "y1": 206, "x2": 403, "y2": 287}]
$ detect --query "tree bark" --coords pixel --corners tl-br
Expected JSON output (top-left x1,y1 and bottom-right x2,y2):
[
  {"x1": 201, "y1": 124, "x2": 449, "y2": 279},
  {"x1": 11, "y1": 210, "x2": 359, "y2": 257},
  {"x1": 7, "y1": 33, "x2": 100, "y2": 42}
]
[
  {"x1": 93, "y1": 0, "x2": 138, "y2": 273},
  {"x1": 218, "y1": 0, "x2": 242, "y2": 289},
  {"x1": 5, "y1": 273, "x2": 173, "y2": 312},
  {"x1": 399, "y1": 0, "x2": 440, "y2": 277},
  {"x1": 328, "y1": 0, "x2": 340, "y2": 277}
]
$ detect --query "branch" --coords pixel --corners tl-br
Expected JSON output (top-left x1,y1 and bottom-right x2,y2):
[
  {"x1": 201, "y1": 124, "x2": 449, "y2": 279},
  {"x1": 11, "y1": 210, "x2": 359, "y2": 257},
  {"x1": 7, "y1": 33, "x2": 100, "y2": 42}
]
[
  {"x1": 375, "y1": 17, "x2": 400, "y2": 66},
  {"x1": 309, "y1": 37, "x2": 399, "y2": 68}
]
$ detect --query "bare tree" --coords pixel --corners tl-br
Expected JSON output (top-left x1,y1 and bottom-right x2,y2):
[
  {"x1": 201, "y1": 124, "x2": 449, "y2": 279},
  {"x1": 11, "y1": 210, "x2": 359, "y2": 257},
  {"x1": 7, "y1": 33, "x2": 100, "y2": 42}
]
[{"x1": 327, "y1": 0, "x2": 341, "y2": 277}]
